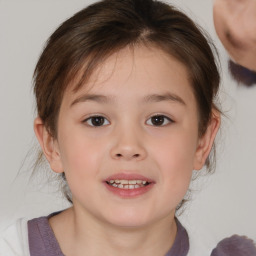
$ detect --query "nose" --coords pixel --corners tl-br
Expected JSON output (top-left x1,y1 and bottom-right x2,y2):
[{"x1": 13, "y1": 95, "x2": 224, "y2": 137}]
[{"x1": 110, "y1": 126, "x2": 147, "y2": 161}]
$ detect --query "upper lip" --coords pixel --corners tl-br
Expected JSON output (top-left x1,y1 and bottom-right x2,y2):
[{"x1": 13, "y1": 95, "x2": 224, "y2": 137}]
[{"x1": 104, "y1": 172, "x2": 155, "y2": 183}]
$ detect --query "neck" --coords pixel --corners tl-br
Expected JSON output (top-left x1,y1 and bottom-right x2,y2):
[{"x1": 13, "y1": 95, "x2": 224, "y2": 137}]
[{"x1": 50, "y1": 207, "x2": 177, "y2": 256}]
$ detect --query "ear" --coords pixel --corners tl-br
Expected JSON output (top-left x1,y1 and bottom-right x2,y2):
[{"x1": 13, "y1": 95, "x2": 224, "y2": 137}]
[
  {"x1": 34, "y1": 117, "x2": 64, "y2": 173},
  {"x1": 193, "y1": 110, "x2": 221, "y2": 170}
]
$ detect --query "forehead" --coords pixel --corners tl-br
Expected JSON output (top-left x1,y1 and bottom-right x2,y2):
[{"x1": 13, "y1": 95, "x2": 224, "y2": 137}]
[{"x1": 63, "y1": 46, "x2": 195, "y2": 106}]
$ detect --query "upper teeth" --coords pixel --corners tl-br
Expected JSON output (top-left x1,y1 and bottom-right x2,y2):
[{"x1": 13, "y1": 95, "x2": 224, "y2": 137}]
[{"x1": 109, "y1": 180, "x2": 147, "y2": 185}]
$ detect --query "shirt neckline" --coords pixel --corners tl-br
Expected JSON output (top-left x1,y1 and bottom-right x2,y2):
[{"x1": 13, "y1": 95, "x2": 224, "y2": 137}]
[{"x1": 28, "y1": 212, "x2": 189, "y2": 256}]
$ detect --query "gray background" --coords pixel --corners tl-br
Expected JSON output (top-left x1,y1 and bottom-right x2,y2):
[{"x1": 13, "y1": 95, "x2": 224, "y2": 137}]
[{"x1": 0, "y1": 0, "x2": 255, "y2": 248}]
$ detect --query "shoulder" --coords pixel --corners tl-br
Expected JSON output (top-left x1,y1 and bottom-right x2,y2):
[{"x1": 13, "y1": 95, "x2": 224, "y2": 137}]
[
  {"x1": 0, "y1": 218, "x2": 30, "y2": 256},
  {"x1": 27, "y1": 212, "x2": 64, "y2": 256}
]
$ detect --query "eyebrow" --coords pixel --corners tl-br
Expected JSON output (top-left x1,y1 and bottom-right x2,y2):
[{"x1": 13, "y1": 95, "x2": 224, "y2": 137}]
[
  {"x1": 142, "y1": 93, "x2": 186, "y2": 105},
  {"x1": 70, "y1": 92, "x2": 186, "y2": 107},
  {"x1": 71, "y1": 94, "x2": 114, "y2": 107}
]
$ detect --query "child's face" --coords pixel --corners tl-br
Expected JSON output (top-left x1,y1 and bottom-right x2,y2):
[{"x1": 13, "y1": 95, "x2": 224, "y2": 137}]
[{"x1": 49, "y1": 46, "x2": 208, "y2": 227}]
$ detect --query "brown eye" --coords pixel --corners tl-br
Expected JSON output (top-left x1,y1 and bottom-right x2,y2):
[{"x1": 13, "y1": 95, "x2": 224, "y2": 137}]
[
  {"x1": 146, "y1": 115, "x2": 172, "y2": 126},
  {"x1": 84, "y1": 116, "x2": 110, "y2": 127}
]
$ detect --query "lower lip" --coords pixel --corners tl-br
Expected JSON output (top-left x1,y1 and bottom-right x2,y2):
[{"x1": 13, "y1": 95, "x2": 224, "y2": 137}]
[{"x1": 104, "y1": 182, "x2": 154, "y2": 198}]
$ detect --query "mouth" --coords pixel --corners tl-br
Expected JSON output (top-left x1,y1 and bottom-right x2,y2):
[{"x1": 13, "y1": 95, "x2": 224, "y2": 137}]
[
  {"x1": 104, "y1": 173, "x2": 155, "y2": 198},
  {"x1": 106, "y1": 179, "x2": 151, "y2": 189}
]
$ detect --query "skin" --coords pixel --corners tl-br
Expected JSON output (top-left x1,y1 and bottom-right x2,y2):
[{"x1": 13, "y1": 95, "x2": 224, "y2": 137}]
[
  {"x1": 213, "y1": 0, "x2": 256, "y2": 71},
  {"x1": 34, "y1": 46, "x2": 220, "y2": 256}
]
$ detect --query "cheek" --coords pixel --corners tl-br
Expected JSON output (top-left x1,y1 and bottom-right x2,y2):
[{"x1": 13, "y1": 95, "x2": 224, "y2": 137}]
[
  {"x1": 58, "y1": 132, "x2": 105, "y2": 180},
  {"x1": 59, "y1": 136, "x2": 106, "y2": 204},
  {"x1": 153, "y1": 131, "x2": 197, "y2": 171},
  {"x1": 150, "y1": 132, "x2": 197, "y2": 197},
  {"x1": 160, "y1": 149, "x2": 193, "y2": 194},
  {"x1": 159, "y1": 150, "x2": 193, "y2": 209}
]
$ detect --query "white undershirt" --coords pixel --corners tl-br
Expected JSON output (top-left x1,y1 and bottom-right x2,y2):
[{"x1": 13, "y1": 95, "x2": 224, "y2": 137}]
[{"x1": 0, "y1": 218, "x2": 30, "y2": 256}]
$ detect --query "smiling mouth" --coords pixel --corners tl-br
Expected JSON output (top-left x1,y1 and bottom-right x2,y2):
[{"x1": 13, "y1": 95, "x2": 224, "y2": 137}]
[{"x1": 106, "y1": 179, "x2": 151, "y2": 189}]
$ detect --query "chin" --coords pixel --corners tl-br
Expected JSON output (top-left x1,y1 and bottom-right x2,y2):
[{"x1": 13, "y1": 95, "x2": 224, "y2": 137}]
[{"x1": 103, "y1": 209, "x2": 156, "y2": 229}]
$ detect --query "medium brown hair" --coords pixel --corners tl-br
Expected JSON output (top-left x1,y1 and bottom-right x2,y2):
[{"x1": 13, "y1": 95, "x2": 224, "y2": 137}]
[{"x1": 33, "y1": 0, "x2": 221, "y2": 205}]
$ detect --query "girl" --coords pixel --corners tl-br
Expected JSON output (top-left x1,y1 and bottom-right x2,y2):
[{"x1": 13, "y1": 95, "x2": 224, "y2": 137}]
[{"x1": 0, "y1": 0, "x2": 221, "y2": 255}]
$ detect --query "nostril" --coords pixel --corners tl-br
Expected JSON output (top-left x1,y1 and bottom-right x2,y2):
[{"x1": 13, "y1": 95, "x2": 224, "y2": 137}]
[{"x1": 115, "y1": 153, "x2": 140, "y2": 158}]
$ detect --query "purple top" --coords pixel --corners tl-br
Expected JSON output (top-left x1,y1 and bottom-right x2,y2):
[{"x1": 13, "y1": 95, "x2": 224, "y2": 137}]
[{"x1": 28, "y1": 213, "x2": 189, "y2": 256}]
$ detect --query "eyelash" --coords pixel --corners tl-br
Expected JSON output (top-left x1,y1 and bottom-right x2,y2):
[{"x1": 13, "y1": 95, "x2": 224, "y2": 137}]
[
  {"x1": 83, "y1": 114, "x2": 174, "y2": 127},
  {"x1": 146, "y1": 114, "x2": 173, "y2": 126},
  {"x1": 83, "y1": 115, "x2": 110, "y2": 127}
]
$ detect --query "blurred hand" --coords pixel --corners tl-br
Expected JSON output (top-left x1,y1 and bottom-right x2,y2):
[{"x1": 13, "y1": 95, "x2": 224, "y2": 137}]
[
  {"x1": 211, "y1": 235, "x2": 256, "y2": 256},
  {"x1": 213, "y1": 0, "x2": 256, "y2": 71}
]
